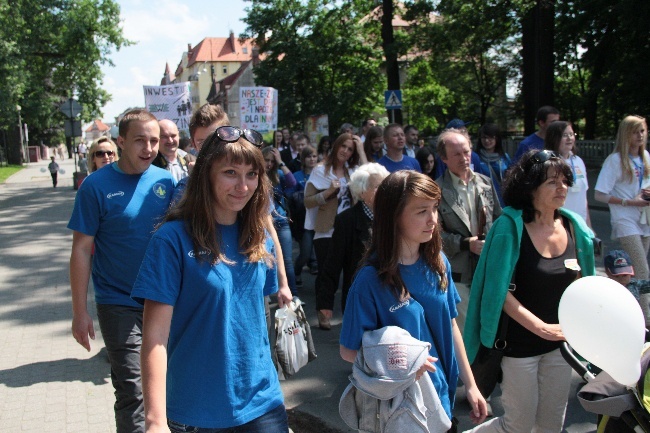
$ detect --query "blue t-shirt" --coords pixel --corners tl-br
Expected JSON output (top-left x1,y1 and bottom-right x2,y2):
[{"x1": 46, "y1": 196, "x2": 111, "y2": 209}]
[
  {"x1": 377, "y1": 154, "x2": 422, "y2": 173},
  {"x1": 131, "y1": 220, "x2": 282, "y2": 428},
  {"x1": 67, "y1": 163, "x2": 175, "y2": 307},
  {"x1": 340, "y1": 255, "x2": 461, "y2": 419},
  {"x1": 285, "y1": 170, "x2": 310, "y2": 196},
  {"x1": 514, "y1": 132, "x2": 544, "y2": 162}
]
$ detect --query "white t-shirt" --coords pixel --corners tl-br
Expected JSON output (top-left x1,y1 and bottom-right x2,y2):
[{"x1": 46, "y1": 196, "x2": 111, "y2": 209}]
[
  {"x1": 595, "y1": 151, "x2": 650, "y2": 238},
  {"x1": 563, "y1": 154, "x2": 589, "y2": 222}
]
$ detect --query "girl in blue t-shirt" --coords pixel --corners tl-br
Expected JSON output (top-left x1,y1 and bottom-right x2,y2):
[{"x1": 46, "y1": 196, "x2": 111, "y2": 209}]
[
  {"x1": 133, "y1": 127, "x2": 292, "y2": 432},
  {"x1": 339, "y1": 170, "x2": 488, "y2": 425}
]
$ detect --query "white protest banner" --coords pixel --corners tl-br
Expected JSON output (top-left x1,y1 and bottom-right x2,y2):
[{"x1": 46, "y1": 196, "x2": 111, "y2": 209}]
[
  {"x1": 143, "y1": 82, "x2": 192, "y2": 135},
  {"x1": 240, "y1": 87, "x2": 278, "y2": 132}
]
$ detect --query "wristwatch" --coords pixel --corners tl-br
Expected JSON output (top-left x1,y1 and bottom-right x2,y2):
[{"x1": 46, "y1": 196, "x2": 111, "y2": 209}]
[{"x1": 278, "y1": 162, "x2": 286, "y2": 168}]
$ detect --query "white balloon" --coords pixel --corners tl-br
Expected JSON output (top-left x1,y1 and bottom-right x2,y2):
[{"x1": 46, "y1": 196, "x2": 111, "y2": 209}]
[{"x1": 559, "y1": 275, "x2": 645, "y2": 386}]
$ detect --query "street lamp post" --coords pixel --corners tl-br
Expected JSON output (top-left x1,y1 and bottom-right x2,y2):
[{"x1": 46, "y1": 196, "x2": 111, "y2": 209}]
[{"x1": 16, "y1": 105, "x2": 24, "y2": 164}]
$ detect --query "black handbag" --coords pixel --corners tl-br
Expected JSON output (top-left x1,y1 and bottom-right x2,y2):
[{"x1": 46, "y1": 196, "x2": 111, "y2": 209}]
[{"x1": 470, "y1": 278, "x2": 515, "y2": 397}]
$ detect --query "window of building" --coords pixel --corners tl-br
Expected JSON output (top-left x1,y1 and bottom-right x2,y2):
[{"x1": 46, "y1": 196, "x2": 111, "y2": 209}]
[
  {"x1": 222, "y1": 65, "x2": 227, "y2": 74},
  {"x1": 242, "y1": 47, "x2": 248, "y2": 54}
]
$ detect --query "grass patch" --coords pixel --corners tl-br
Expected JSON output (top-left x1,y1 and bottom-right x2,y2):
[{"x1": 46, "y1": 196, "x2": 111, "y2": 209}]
[{"x1": 0, "y1": 165, "x2": 23, "y2": 183}]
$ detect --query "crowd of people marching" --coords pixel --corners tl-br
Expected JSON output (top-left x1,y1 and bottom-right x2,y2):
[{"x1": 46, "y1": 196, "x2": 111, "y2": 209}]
[{"x1": 67, "y1": 103, "x2": 649, "y2": 433}]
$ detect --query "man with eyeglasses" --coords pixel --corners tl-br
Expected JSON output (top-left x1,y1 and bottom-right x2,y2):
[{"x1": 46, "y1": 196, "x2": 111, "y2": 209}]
[
  {"x1": 152, "y1": 119, "x2": 195, "y2": 182},
  {"x1": 514, "y1": 105, "x2": 560, "y2": 162},
  {"x1": 68, "y1": 109, "x2": 176, "y2": 433}
]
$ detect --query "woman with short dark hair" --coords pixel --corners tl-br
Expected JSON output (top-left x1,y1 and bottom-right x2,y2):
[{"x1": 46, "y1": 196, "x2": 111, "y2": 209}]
[{"x1": 464, "y1": 149, "x2": 596, "y2": 432}]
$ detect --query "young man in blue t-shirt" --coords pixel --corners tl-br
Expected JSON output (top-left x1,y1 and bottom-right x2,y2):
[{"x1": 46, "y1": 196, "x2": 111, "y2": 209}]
[
  {"x1": 377, "y1": 123, "x2": 422, "y2": 173},
  {"x1": 68, "y1": 109, "x2": 175, "y2": 433},
  {"x1": 513, "y1": 105, "x2": 560, "y2": 162}
]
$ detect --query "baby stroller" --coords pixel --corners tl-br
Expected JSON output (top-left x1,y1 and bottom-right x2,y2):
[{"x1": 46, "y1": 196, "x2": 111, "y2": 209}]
[{"x1": 561, "y1": 341, "x2": 650, "y2": 432}]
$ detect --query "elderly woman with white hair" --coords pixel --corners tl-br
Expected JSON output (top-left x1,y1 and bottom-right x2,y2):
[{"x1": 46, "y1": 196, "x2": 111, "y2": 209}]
[{"x1": 316, "y1": 163, "x2": 390, "y2": 329}]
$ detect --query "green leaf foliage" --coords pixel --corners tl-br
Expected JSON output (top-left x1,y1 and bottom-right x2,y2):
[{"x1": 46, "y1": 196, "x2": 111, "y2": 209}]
[
  {"x1": 242, "y1": 0, "x2": 384, "y2": 133},
  {"x1": 0, "y1": 0, "x2": 131, "y2": 149}
]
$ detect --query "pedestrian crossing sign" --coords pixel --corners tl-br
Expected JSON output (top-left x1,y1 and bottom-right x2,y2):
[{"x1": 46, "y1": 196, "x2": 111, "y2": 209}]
[{"x1": 384, "y1": 90, "x2": 403, "y2": 109}]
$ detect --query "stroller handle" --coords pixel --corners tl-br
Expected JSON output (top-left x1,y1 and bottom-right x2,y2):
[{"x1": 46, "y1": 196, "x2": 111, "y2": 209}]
[{"x1": 560, "y1": 342, "x2": 596, "y2": 382}]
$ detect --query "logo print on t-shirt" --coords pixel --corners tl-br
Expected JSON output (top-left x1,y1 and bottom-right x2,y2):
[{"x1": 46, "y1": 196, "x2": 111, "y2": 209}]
[
  {"x1": 106, "y1": 191, "x2": 125, "y2": 199},
  {"x1": 153, "y1": 183, "x2": 167, "y2": 199},
  {"x1": 389, "y1": 299, "x2": 410, "y2": 312}
]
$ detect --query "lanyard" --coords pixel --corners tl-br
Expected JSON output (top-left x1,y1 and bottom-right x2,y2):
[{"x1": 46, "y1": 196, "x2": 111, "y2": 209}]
[
  {"x1": 568, "y1": 155, "x2": 577, "y2": 180},
  {"x1": 629, "y1": 155, "x2": 644, "y2": 189}
]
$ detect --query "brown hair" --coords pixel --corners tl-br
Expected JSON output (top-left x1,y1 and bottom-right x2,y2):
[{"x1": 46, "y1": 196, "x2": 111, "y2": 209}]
[
  {"x1": 164, "y1": 131, "x2": 273, "y2": 266},
  {"x1": 364, "y1": 171, "x2": 448, "y2": 300},
  {"x1": 324, "y1": 133, "x2": 359, "y2": 172},
  {"x1": 261, "y1": 146, "x2": 279, "y2": 185},
  {"x1": 118, "y1": 109, "x2": 157, "y2": 138},
  {"x1": 189, "y1": 104, "x2": 228, "y2": 139}
]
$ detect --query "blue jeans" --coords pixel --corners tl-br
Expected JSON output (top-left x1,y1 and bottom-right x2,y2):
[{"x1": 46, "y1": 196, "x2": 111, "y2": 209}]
[
  {"x1": 96, "y1": 304, "x2": 144, "y2": 433},
  {"x1": 294, "y1": 229, "x2": 317, "y2": 275},
  {"x1": 274, "y1": 220, "x2": 297, "y2": 296},
  {"x1": 167, "y1": 403, "x2": 288, "y2": 433}
]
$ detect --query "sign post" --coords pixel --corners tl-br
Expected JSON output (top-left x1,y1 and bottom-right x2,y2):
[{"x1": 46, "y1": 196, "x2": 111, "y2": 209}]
[
  {"x1": 59, "y1": 98, "x2": 83, "y2": 188},
  {"x1": 384, "y1": 90, "x2": 403, "y2": 124}
]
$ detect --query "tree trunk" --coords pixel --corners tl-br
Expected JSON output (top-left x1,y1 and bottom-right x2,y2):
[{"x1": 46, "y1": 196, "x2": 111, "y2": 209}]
[
  {"x1": 7, "y1": 126, "x2": 23, "y2": 165},
  {"x1": 382, "y1": 0, "x2": 402, "y2": 125},
  {"x1": 521, "y1": 0, "x2": 555, "y2": 135}
]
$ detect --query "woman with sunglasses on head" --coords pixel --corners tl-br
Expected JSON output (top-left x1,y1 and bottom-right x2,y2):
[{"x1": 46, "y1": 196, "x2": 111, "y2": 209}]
[
  {"x1": 545, "y1": 121, "x2": 593, "y2": 229},
  {"x1": 463, "y1": 149, "x2": 595, "y2": 433},
  {"x1": 339, "y1": 171, "x2": 488, "y2": 428},
  {"x1": 88, "y1": 137, "x2": 119, "y2": 173},
  {"x1": 595, "y1": 115, "x2": 650, "y2": 280},
  {"x1": 305, "y1": 132, "x2": 363, "y2": 329},
  {"x1": 133, "y1": 126, "x2": 292, "y2": 433},
  {"x1": 476, "y1": 124, "x2": 512, "y2": 207}
]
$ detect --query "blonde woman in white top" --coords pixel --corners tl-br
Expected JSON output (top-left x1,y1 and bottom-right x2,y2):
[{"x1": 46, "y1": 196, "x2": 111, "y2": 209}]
[{"x1": 595, "y1": 115, "x2": 650, "y2": 279}]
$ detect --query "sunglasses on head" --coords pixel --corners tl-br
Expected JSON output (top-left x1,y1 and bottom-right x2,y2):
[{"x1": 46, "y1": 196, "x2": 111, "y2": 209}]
[
  {"x1": 528, "y1": 150, "x2": 559, "y2": 166},
  {"x1": 94, "y1": 150, "x2": 115, "y2": 158},
  {"x1": 215, "y1": 126, "x2": 263, "y2": 148}
]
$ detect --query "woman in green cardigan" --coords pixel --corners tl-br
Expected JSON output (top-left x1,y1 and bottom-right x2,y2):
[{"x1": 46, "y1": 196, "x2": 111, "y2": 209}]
[{"x1": 464, "y1": 149, "x2": 595, "y2": 433}]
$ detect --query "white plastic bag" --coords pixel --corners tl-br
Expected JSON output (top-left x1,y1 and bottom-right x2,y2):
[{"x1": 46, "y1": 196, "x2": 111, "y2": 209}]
[{"x1": 275, "y1": 299, "x2": 316, "y2": 379}]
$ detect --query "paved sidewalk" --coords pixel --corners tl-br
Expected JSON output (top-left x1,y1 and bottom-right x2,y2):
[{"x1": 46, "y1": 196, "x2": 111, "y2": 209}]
[
  {"x1": 0, "y1": 157, "x2": 115, "y2": 432},
  {"x1": 0, "y1": 157, "x2": 622, "y2": 432}
]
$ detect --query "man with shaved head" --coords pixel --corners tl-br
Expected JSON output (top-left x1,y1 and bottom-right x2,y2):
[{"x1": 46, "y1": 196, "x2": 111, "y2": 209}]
[{"x1": 152, "y1": 119, "x2": 195, "y2": 181}]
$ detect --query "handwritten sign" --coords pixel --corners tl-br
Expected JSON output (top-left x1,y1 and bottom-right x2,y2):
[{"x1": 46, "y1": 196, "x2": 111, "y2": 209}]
[
  {"x1": 240, "y1": 87, "x2": 278, "y2": 132},
  {"x1": 143, "y1": 82, "x2": 192, "y2": 135},
  {"x1": 305, "y1": 114, "x2": 329, "y2": 145}
]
